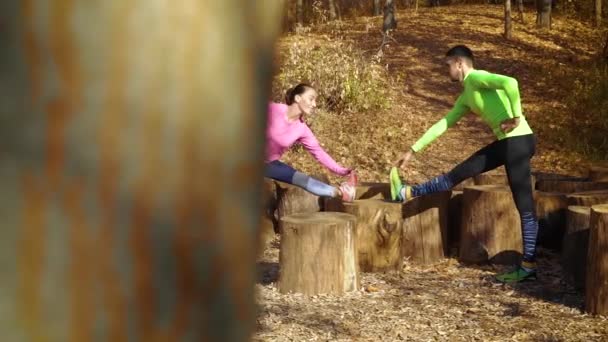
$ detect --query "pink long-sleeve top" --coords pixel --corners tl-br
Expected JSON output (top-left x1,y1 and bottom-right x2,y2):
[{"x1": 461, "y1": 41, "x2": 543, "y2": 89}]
[{"x1": 264, "y1": 102, "x2": 350, "y2": 176}]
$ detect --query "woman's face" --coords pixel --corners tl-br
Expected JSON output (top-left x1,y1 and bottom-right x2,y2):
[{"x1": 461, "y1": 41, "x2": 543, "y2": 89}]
[{"x1": 294, "y1": 87, "x2": 317, "y2": 116}]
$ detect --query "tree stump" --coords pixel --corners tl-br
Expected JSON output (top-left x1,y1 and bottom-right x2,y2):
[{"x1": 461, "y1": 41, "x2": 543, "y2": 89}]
[
  {"x1": 567, "y1": 190, "x2": 608, "y2": 206},
  {"x1": 473, "y1": 173, "x2": 536, "y2": 188},
  {"x1": 459, "y1": 185, "x2": 522, "y2": 264},
  {"x1": 535, "y1": 191, "x2": 568, "y2": 249},
  {"x1": 589, "y1": 166, "x2": 608, "y2": 182},
  {"x1": 561, "y1": 206, "x2": 591, "y2": 290},
  {"x1": 585, "y1": 204, "x2": 608, "y2": 315},
  {"x1": 342, "y1": 200, "x2": 403, "y2": 272},
  {"x1": 278, "y1": 212, "x2": 359, "y2": 295},
  {"x1": 532, "y1": 171, "x2": 587, "y2": 183},
  {"x1": 324, "y1": 182, "x2": 390, "y2": 212},
  {"x1": 402, "y1": 191, "x2": 451, "y2": 264},
  {"x1": 452, "y1": 178, "x2": 475, "y2": 191},
  {"x1": 276, "y1": 175, "x2": 327, "y2": 219},
  {"x1": 536, "y1": 180, "x2": 608, "y2": 194},
  {"x1": 258, "y1": 179, "x2": 278, "y2": 257},
  {"x1": 448, "y1": 191, "x2": 464, "y2": 253}
]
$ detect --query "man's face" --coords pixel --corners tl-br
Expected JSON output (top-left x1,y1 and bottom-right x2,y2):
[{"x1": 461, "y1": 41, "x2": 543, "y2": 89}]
[{"x1": 446, "y1": 57, "x2": 463, "y2": 82}]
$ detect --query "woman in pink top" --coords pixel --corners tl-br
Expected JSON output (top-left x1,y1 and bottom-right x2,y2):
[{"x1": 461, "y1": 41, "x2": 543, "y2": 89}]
[{"x1": 265, "y1": 83, "x2": 356, "y2": 202}]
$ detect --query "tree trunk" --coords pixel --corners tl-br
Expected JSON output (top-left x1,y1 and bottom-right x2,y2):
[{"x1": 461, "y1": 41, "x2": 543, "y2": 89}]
[
  {"x1": 596, "y1": 0, "x2": 603, "y2": 27},
  {"x1": 448, "y1": 191, "x2": 464, "y2": 253},
  {"x1": 567, "y1": 190, "x2": 608, "y2": 206},
  {"x1": 518, "y1": 0, "x2": 525, "y2": 23},
  {"x1": 297, "y1": 0, "x2": 305, "y2": 25},
  {"x1": 383, "y1": 0, "x2": 397, "y2": 33},
  {"x1": 0, "y1": 1, "x2": 283, "y2": 340},
  {"x1": 505, "y1": 0, "x2": 513, "y2": 39},
  {"x1": 328, "y1": 0, "x2": 338, "y2": 20},
  {"x1": 341, "y1": 200, "x2": 403, "y2": 272},
  {"x1": 536, "y1": 0, "x2": 552, "y2": 29},
  {"x1": 374, "y1": 0, "x2": 382, "y2": 15},
  {"x1": 460, "y1": 186, "x2": 523, "y2": 264},
  {"x1": 276, "y1": 177, "x2": 327, "y2": 219},
  {"x1": 279, "y1": 212, "x2": 359, "y2": 295},
  {"x1": 535, "y1": 191, "x2": 568, "y2": 249},
  {"x1": 402, "y1": 192, "x2": 451, "y2": 264},
  {"x1": 536, "y1": 180, "x2": 608, "y2": 193},
  {"x1": 589, "y1": 166, "x2": 608, "y2": 181},
  {"x1": 562, "y1": 206, "x2": 591, "y2": 290},
  {"x1": 473, "y1": 173, "x2": 536, "y2": 187},
  {"x1": 325, "y1": 182, "x2": 390, "y2": 212},
  {"x1": 585, "y1": 204, "x2": 608, "y2": 315}
]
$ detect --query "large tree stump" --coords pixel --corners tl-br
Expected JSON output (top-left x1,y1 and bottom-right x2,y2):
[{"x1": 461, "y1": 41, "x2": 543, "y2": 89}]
[
  {"x1": 535, "y1": 191, "x2": 568, "y2": 249},
  {"x1": 473, "y1": 173, "x2": 536, "y2": 188},
  {"x1": 279, "y1": 212, "x2": 359, "y2": 295},
  {"x1": 402, "y1": 192, "x2": 451, "y2": 264},
  {"x1": 341, "y1": 200, "x2": 403, "y2": 272},
  {"x1": 448, "y1": 191, "x2": 464, "y2": 253},
  {"x1": 258, "y1": 179, "x2": 278, "y2": 257},
  {"x1": 460, "y1": 185, "x2": 522, "y2": 264},
  {"x1": 585, "y1": 204, "x2": 608, "y2": 315},
  {"x1": 276, "y1": 176, "x2": 326, "y2": 219},
  {"x1": 536, "y1": 180, "x2": 608, "y2": 194},
  {"x1": 325, "y1": 182, "x2": 390, "y2": 212},
  {"x1": 589, "y1": 166, "x2": 608, "y2": 182},
  {"x1": 561, "y1": 206, "x2": 591, "y2": 290},
  {"x1": 567, "y1": 190, "x2": 608, "y2": 206}
]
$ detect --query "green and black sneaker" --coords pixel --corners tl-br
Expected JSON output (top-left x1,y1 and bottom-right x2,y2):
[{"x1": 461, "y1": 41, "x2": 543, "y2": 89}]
[{"x1": 495, "y1": 262, "x2": 537, "y2": 283}]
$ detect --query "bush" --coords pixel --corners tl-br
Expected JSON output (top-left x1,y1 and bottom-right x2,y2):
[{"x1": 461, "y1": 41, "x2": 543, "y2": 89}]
[{"x1": 273, "y1": 34, "x2": 390, "y2": 113}]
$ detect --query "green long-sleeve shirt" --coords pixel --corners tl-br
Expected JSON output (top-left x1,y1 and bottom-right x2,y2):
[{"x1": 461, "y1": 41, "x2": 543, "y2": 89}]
[{"x1": 411, "y1": 69, "x2": 533, "y2": 152}]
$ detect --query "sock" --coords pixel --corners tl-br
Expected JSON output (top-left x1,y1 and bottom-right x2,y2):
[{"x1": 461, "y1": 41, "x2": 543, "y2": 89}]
[
  {"x1": 521, "y1": 211, "x2": 539, "y2": 268},
  {"x1": 411, "y1": 174, "x2": 454, "y2": 197}
]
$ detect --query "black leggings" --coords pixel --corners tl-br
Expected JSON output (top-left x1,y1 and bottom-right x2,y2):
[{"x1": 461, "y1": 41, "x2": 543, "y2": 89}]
[{"x1": 447, "y1": 134, "x2": 536, "y2": 214}]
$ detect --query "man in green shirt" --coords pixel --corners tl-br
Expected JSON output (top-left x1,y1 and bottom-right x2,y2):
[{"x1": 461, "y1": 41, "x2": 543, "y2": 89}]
[{"x1": 390, "y1": 45, "x2": 538, "y2": 283}]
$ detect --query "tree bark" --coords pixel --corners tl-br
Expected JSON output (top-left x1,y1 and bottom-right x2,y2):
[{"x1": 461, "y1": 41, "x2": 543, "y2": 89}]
[
  {"x1": 536, "y1": 180, "x2": 608, "y2": 194},
  {"x1": 448, "y1": 191, "x2": 464, "y2": 253},
  {"x1": 505, "y1": 0, "x2": 513, "y2": 39},
  {"x1": 279, "y1": 212, "x2": 359, "y2": 295},
  {"x1": 596, "y1": 0, "x2": 603, "y2": 27},
  {"x1": 297, "y1": 0, "x2": 305, "y2": 25},
  {"x1": 562, "y1": 206, "x2": 591, "y2": 290},
  {"x1": 460, "y1": 186, "x2": 523, "y2": 264},
  {"x1": 536, "y1": 0, "x2": 552, "y2": 29},
  {"x1": 535, "y1": 191, "x2": 568, "y2": 249},
  {"x1": 585, "y1": 204, "x2": 608, "y2": 315},
  {"x1": 0, "y1": 1, "x2": 283, "y2": 340},
  {"x1": 276, "y1": 176, "x2": 328, "y2": 219},
  {"x1": 328, "y1": 0, "x2": 338, "y2": 20},
  {"x1": 342, "y1": 200, "x2": 404, "y2": 272},
  {"x1": 402, "y1": 192, "x2": 451, "y2": 264}
]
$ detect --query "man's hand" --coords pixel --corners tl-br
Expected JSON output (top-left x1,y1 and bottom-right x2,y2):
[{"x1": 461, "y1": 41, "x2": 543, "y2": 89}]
[
  {"x1": 500, "y1": 117, "x2": 521, "y2": 134},
  {"x1": 395, "y1": 149, "x2": 414, "y2": 170}
]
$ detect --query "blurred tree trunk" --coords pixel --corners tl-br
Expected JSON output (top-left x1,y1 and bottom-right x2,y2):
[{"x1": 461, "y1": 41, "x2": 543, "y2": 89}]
[
  {"x1": 596, "y1": 0, "x2": 602, "y2": 27},
  {"x1": 536, "y1": 0, "x2": 552, "y2": 29},
  {"x1": 374, "y1": 0, "x2": 382, "y2": 15},
  {"x1": 518, "y1": 0, "x2": 525, "y2": 23},
  {"x1": 328, "y1": 0, "x2": 337, "y2": 20},
  {"x1": 297, "y1": 0, "x2": 304, "y2": 25},
  {"x1": 505, "y1": 0, "x2": 513, "y2": 39}
]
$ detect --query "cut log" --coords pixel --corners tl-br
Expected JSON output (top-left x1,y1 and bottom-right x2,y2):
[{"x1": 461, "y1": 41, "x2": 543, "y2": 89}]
[
  {"x1": 402, "y1": 191, "x2": 451, "y2": 264},
  {"x1": 585, "y1": 204, "x2": 608, "y2": 315},
  {"x1": 535, "y1": 180, "x2": 608, "y2": 194},
  {"x1": 532, "y1": 171, "x2": 587, "y2": 182},
  {"x1": 276, "y1": 175, "x2": 328, "y2": 219},
  {"x1": 561, "y1": 206, "x2": 591, "y2": 290},
  {"x1": 535, "y1": 191, "x2": 568, "y2": 249},
  {"x1": 452, "y1": 178, "x2": 475, "y2": 191},
  {"x1": 567, "y1": 190, "x2": 608, "y2": 206},
  {"x1": 473, "y1": 173, "x2": 536, "y2": 188},
  {"x1": 589, "y1": 166, "x2": 608, "y2": 182},
  {"x1": 448, "y1": 191, "x2": 464, "y2": 253},
  {"x1": 459, "y1": 185, "x2": 522, "y2": 265},
  {"x1": 341, "y1": 200, "x2": 403, "y2": 272},
  {"x1": 325, "y1": 182, "x2": 390, "y2": 212},
  {"x1": 279, "y1": 212, "x2": 359, "y2": 295}
]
